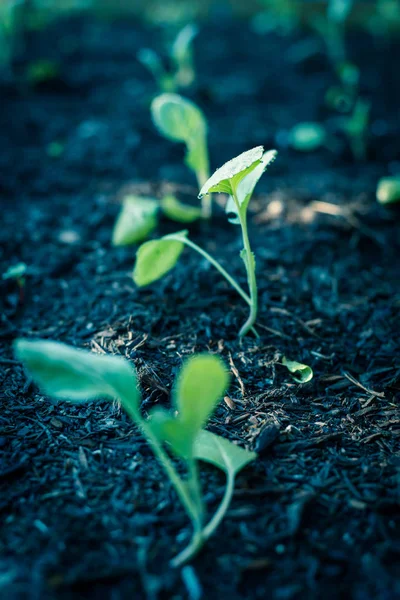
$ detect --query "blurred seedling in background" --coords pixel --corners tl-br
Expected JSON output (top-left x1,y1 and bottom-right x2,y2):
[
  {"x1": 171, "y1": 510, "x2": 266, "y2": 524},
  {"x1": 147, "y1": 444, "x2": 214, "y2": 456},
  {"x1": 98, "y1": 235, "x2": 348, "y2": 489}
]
[
  {"x1": 2, "y1": 262, "x2": 27, "y2": 304},
  {"x1": 15, "y1": 339, "x2": 256, "y2": 566},
  {"x1": 113, "y1": 93, "x2": 210, "y2": 242},
  {"x1": 376, "y1": 175, "x2": 400, "y2": 205},
  {"x1": 133, "y1": 147, "x2": 277, "y2": 338},
  {"x1": 152, "y1": 93, "x2": 211, "y2": 218},
  {"x1": 137, "y1": 23, "x2": 198, "y2": 93}
]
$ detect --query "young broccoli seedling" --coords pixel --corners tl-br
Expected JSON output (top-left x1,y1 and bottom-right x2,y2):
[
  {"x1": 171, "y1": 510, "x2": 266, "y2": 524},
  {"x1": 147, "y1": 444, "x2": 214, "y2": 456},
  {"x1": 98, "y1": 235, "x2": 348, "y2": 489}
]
[
  {"x1": 151, "y1": 93, "x2": 211, "y2": 219},
  {"x1": 2, "y1": 262, "x2": 27, "y2": 304},
  {"x1": 15, "y1": 339, "x2": 256, "y2": 567},
  {"x1": 137, "y1": 24, "x2": 198, "y2": 93},
  {"x1": 134, "y1": 147, "x2": 277, "y2": 337}
]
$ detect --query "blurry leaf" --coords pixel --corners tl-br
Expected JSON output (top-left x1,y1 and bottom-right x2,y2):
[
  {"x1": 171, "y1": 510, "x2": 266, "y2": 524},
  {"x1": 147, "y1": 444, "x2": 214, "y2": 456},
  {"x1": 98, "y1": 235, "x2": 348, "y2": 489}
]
[
  {"x1": 282, "y1": 357, "x2": 313, "y2": 383},
  {"x1": 171, "y1": 24, "x2": 198, "y2": 64},
  {"x1": 194, "y1": 429, "x2": 257, "y2": 476},
  {"x1": 25, "y1": 60, "x2": 59, "y2": 84},
  {"x1": 112, "y1": 196, "x2": 158, "y2": 246},
  {"x1": 289, "y1": 122, "x2": 326, "y2": 152},
  {"x1": 151, "y1": 94, "x2": 209, "y2": 182},
  {"x1": 2, "y1": 263, "x2": 27, "y2": 280},
  {"x1": 160, "y1": 195, "x2": 202, "y2": 223},
  {"x1": 14, "y1": 339, "x2": 140, "y2": 416},
  {"x1": 150, "y1": 355, "x2": 229, "y2": 459},
  {"x1": 137, "y1": 48, "x2": 175, "y2": 92},
  {"x1": 376, "y1": 176, "x2": 400, "y2": 205},
  {"x1": 133, "y1": 231, "x2": 187, "y2": 287}
]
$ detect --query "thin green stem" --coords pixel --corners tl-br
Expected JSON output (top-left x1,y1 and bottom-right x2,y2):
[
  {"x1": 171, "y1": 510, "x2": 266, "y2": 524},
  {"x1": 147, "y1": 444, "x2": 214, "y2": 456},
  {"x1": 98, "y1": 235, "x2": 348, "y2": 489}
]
[
  {"x1": 171, "y1": 471, "x2": 235, "y2": 568},
  {"x1": 203, "y1": 471, "x2": 235, "y2": 539},
  {"x1": 168, "y1": 235, "x2": 251, "y2": 306},
  {"x1": 232, "y1": 193, "x2": 258, "y2": 337}
]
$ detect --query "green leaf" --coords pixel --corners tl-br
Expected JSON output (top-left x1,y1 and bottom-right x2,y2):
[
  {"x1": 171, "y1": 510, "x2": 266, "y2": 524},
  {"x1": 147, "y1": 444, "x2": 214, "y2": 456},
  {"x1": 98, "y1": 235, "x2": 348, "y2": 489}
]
[
  {"x1": 222, "y1": 149, "x2": 277, "y2": 221},
  {"x1": 282, "y1": 357, "x2": 313, "y2": 384},
  {"x1": 193, "y1": 429, "x2": 257, "y2": 477},
  {"x1": 151, "y1": 94, "x2": 209, "y2": 182},
  {"x1": 150, "y1": 354, "x2": 229, "y2": 459},
  {"x1": 14, "y1": 339, "x2": 140, "y2": 416},
  {"x1": 160, "y1": 195, "x2": 202, "y2": 223},
  {"x1": 133, "y1": 231, "x2": 187, "y2": 287},
  {"x1": 289, "y1": 122, "x2": 326, "y2": 152},
  {"x1": 171, "y1": 24, "x2": 198, "y2": 64},
  {"x1": 199, "y1": 146, "x2": 276, "y2": 198},
  {"x1": 376, "y1": 176, "x2": 400, "y2": 205},
  {"x1": 112, "y1": 196, "x2": 159, "y2": 246},
  {"x1": 2, "y1": 262, "x2": 27, "y2": 280}
]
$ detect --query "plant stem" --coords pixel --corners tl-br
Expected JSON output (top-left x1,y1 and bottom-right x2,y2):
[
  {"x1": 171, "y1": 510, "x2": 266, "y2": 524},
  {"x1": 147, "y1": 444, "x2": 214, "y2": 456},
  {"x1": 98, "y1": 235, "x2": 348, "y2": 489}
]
[
  {"x1": 233, "y1": 193, "x2": 258, "y2": 337},
  {"x1": 136, "y1": 418, "x2": 201, "y2": 528},
  {"x1": 203, "y1": 471, "x2": 235, "y2": 539},
  {"x1": 171, "y1": 471, "x2": 235, "y2": 568},
  {"x1": 168, "y1": 235, "x2": 251, "y2": 306}
]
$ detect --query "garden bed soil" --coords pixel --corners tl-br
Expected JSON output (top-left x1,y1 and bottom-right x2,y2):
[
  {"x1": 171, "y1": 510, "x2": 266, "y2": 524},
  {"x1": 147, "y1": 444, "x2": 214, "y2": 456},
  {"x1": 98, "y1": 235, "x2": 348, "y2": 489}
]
[{"x1": 1, "y1": 15, "x2": 400, "y2": 600}]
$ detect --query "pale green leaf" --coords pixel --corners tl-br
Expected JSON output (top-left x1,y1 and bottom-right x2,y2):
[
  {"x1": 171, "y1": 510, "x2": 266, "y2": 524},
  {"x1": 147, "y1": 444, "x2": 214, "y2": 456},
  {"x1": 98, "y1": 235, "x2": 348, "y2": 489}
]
[
  {"x1": 14, "y1": 339, "x2": 140, "y2": 416},
  {"x1": 282, "y1": 357, "x2": 313, "y2": 384},
  {"x1": 151, "y1": 94, "x2": 209, "y2": 181},
  {"x1": 112, "y1": 196, "x2": 159, "y2": 246},
  {"x1": 133, "y1": 231, "x2": 187, "y2": 287},
  {"x1": 149, "y1": 354, "x2": 229, "y2": 459},
  {"x1": 175, "y1": 354, "x2": 229, "y2": 431},
  {"x1": 289, "y1": 122, "x2": 326, "y2": 152},
  {"x1": 376, "y1": 176, "x2": 400, "y2": 205},
  {"x1": 171, "y1": 24, "x2": 198, "y2": 64},
  {"x1": 193, "y1": 429, "x2": 257, "y2": 476},
  {"x1": 160, "y1": 194, "x2": 202, "y2": 223},
  {"x1": 198, "y1": 146, "x2": 264, "y2": 197},
  {"x1": 235, "y1": 149, "x2": 277, "y2": 208}
]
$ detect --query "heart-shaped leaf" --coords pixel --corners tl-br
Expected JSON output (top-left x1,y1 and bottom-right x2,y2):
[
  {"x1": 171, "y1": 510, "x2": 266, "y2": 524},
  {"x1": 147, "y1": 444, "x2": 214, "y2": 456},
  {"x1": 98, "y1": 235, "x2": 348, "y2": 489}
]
[
  {"x1": 133, "y1": 231, "x2": 187, "y2": 287},
  {"x1": 112, "y1": 196, "x2": 159, "y2": 246},
  {"x1": 282, "y1": 357, "x2": 313, "y2": 384},
  {"x1": 14, "y1": 339, "x2": 140, "y2": 417},
  {"x1": 194, "y1": 429, "x2": 257, "y2": 477},
  {"x1": 160, "y1": 195, "x2": 202, "y2": 223},
  {"x1": 149, "y1": 354, "x2": 229, "y2": 459}
]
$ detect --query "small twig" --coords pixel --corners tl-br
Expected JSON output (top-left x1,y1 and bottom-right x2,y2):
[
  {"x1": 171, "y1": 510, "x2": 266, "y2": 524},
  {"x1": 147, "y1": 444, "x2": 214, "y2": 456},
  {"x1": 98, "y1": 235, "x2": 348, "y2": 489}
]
[{"x1": 342, "y1": 371, "x2": 385, "y2": 398}]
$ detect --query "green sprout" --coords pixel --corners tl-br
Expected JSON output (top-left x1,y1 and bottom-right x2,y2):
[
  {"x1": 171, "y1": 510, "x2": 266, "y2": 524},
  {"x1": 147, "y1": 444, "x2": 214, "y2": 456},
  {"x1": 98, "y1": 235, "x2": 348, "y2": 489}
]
[
  {"x1": 340, "y1": 98, "x2": 370, "y2": 161},
  {"x1": 151, "y1": 93, "x2": 211, "y2": 219},
  {"x1": 15, "y1": 339, "x2": 256, "y2": 567},
  {"x1": 137, "y1": 24, "x2": 198, "y2": 93},
  {"x1": 134, "y1": 147, "x2": 277, "y2": 337},
  {"x1": 282, "y1": 357, "x2": 313, "y2": 383}
]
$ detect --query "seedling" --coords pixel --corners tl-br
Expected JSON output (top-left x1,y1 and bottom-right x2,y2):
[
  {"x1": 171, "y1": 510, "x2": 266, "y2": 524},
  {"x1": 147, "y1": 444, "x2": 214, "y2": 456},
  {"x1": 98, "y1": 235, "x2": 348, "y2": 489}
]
[
  {"x1": 137, "y1": 24, "x2": 198, "y2": 93},
  {"x1": 151, "y1": 93, "x2": 211, "y2": 218},
  {"x1": 134, "y1": 147, "x2": 277, "y2": 337},
  {"x1": 15, "y1": 339, "x2": 256, "y2": 567},
  {"x1": 2, "y1": 262, "x2": 27, "y2": 304}
]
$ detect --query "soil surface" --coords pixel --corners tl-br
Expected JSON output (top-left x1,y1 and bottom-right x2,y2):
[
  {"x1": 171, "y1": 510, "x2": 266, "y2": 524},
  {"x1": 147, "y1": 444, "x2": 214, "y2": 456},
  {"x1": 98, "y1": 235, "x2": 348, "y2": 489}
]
[{"x1": 1, "y1": 14, "x2": 400, "y2": 600}]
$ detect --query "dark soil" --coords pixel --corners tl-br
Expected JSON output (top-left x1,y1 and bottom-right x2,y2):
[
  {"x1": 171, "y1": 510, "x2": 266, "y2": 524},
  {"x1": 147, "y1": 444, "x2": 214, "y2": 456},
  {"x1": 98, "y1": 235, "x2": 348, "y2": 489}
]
[{"x1": 1, "y1": 14, "x2": 400, "y2": 600}]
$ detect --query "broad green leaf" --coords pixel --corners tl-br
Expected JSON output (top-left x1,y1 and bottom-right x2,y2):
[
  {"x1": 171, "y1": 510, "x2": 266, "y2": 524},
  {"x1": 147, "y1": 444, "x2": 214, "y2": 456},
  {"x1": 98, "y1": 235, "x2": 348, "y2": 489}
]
[
  {"x1": 199, "y1": 146, "x2": 264, "y2": 197},
  {"x1": 112, "y1": 196, "x2": 159, "y2": 246},
  {"x1": 376, "y1": 176, "x2": 400, "y2": 205},
  {"x1": 151, "y1": 94, "x2": 209, "y2": 181},
  {"x1": 224, "y1": 149, "x2": 277, "y2": 222},
  {"x1": 160, "y1": 194, "x2": 202, "y2": 223},
  {"x1": 193, "y1": 429, "x2": 257, "y2": 476},
  {"x1": 14, "y1": 339, "x2": 140, "y2": 416},
  {"x1": 282, "y1": 357, "x2": 313, "y2": 384},
  {"x1": 133, "y1": 231, "x2": 187, "y2": 287},
  {"x1": 289, "y1": 122, "x2": 326, "y2": 152},
  {"x1": 150, "y1": 354, "x2": 229, "y2": 459}
]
